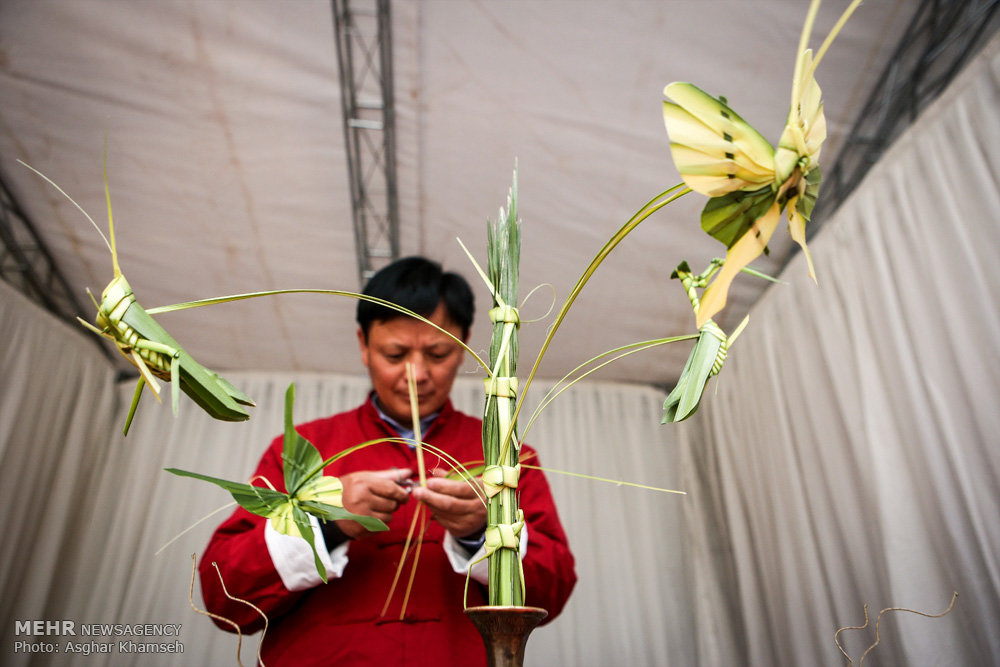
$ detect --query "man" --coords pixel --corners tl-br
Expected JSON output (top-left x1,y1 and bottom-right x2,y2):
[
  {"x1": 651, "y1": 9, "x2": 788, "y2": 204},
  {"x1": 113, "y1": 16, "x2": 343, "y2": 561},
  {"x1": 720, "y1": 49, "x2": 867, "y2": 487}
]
[{"x1": 200, "y1": 257, "x2": 576, "y2": 666}]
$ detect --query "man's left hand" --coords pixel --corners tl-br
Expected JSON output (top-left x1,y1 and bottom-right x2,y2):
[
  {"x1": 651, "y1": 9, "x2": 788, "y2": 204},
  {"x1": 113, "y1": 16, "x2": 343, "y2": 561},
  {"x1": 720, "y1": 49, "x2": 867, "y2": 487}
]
[{"x1": 411, "y1": 469, "x2": 487, "y2": 539}]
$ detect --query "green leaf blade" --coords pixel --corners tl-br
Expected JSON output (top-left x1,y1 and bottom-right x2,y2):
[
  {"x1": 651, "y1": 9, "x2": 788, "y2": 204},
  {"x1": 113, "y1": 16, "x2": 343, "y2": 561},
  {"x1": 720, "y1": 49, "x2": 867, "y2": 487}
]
[
  {"x1": 165, "y1": 467, "x2": 289, "y2": 517},
  {"x1": 281, "y1": 384, "x2": 324, "y2": 495},
  {"x1": 300, "y1": 501, "x2": 388, "y2": 532}
]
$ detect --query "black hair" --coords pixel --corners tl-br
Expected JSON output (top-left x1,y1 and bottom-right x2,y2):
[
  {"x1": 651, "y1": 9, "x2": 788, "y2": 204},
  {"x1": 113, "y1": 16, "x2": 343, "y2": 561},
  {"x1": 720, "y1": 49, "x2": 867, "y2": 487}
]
[{"x1": 357, "y1": 256, "x2": 475, "y2": 340}]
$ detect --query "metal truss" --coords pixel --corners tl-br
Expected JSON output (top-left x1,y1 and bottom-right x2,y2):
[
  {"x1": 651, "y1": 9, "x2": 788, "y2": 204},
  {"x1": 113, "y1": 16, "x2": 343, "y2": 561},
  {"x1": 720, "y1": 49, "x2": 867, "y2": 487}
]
[
  {"x1": 807, "y1": 0, "x2": 1000, "y2": 234},
  {"x1": 332, "y1": 0, "x2": 400, "y2": 286},
  {"x1": 0, "y1": 170, "x2": 111, "y2": 358}
]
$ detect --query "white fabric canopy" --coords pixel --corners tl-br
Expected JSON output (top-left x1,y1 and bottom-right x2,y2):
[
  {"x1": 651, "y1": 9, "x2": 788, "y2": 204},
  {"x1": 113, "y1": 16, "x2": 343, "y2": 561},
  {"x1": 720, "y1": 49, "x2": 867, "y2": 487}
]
[{"x1": 0, "y1": 0, "x2": 910, "y2": 385}]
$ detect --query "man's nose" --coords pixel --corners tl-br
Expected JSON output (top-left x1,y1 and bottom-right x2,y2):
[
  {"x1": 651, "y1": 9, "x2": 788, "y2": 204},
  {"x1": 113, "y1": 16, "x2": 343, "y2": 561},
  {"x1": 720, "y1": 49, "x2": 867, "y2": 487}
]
[{"x1": 407, "y1": 355, "x2": 430, "y2": 382}]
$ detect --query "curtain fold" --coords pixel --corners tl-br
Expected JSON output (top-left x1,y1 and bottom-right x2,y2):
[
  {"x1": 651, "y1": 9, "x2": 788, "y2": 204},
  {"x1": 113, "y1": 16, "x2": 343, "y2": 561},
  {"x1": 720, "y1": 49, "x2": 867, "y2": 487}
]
[
  {"x1": 681, "y1": 34, "x2": 1000, "y2": 667},
  {"x1": 0, "y1": 280, "x2": 118, "y2": 667}
]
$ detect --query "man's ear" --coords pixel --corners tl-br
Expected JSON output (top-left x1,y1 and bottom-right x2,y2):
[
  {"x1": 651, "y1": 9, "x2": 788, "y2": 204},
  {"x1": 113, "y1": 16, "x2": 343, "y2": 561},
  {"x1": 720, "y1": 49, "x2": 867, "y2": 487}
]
[{"x1": 356, "y1": 327, "x2": 370, "y2": 367}]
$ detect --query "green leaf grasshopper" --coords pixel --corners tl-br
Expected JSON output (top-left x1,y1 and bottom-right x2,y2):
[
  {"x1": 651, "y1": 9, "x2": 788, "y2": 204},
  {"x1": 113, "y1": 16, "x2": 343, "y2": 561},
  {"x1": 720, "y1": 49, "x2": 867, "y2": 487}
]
[
  {"x1": 662, "y1": 0, "x2": 862, "y2": 326},
  {"x1": 18, "y1": 157, "x2": 255, "y2": 435},
  {"x1": 167, "y1": 384, "x2": 388, "y2": 582},
  {"x1": 661, "y1": 259, "x2": 780, "y2": 423}
]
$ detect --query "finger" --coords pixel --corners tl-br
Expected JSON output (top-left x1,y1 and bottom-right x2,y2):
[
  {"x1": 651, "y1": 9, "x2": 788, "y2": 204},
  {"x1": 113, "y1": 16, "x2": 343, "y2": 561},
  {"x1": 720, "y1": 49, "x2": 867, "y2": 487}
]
[
  {"x1": 372, "y1": 467, "x2": 413, "y2": 481},
  {"x1": 413, "y1": 486, "x2": 477, "y2": 514},
  {"x1": 425, "y1": 476, "x2": 479, "y2": 499},
  {"x1": 371, "y1": 479, "x2": 412, "y2": 503},
  {"x1": 367, "y1": 496, "x2": 404, "y2": 515},
  {"x1": 411, "y1": 485, "x2": 447, "y2": 511}
]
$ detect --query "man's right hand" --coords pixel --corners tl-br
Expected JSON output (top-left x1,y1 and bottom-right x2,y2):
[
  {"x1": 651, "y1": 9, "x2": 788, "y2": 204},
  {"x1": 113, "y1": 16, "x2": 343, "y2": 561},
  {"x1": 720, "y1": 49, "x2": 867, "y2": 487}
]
[{"x1": 335, "y1": 468, "x2": 413, "y2": 539}]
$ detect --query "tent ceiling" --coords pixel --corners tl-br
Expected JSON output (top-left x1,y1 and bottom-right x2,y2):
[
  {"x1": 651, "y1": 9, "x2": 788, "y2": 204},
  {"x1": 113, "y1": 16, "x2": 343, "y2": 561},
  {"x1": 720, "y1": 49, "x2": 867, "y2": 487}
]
[{"x1": 0, "y1": 0, "x2": 913, "y2": 386}]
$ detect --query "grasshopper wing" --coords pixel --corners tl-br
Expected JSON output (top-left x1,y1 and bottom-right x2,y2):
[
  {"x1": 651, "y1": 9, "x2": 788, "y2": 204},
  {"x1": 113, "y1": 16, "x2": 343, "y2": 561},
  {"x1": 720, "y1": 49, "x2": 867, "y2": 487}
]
[
  {"x1": 122, "y1": 304, "x2": 253, "y2": 422},
  {"x1": 662, "y1": 323, "x2": 725, "y2": 423}
]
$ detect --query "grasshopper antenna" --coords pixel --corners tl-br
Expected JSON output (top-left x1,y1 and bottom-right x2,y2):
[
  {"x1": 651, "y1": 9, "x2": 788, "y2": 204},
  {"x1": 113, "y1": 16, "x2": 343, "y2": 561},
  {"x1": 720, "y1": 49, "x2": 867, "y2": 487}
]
[{"x1": 17, "y1": 159, "x2": 115, "y2": 261}]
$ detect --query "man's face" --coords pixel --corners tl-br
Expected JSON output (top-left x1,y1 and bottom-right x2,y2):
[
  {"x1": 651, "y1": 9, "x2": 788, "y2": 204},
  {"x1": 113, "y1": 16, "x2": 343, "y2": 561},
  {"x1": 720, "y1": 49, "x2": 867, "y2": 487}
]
[{"x1": 357, "y1": 302, "x2": 467, "y2": 424}]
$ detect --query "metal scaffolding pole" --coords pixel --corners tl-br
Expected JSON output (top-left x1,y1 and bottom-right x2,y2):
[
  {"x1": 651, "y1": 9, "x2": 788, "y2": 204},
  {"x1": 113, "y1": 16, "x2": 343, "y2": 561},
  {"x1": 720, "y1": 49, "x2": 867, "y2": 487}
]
[{"x1": 332, "y1": 0, "x2": 400, "y2": 287}]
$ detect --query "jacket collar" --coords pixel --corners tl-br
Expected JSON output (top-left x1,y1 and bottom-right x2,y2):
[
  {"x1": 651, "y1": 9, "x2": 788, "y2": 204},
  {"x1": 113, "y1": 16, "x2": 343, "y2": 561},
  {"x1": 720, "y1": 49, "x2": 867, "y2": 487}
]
[{"x1": 362, "y1": 392, "x2": 456, "y2": 442}]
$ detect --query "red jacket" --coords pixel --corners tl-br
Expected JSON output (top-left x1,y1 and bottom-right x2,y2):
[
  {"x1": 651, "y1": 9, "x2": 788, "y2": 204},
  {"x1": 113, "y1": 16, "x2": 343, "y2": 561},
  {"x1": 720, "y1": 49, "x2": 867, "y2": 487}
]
[{"x1": 200, "y1": 398, "x2": 576, "y2": 666}]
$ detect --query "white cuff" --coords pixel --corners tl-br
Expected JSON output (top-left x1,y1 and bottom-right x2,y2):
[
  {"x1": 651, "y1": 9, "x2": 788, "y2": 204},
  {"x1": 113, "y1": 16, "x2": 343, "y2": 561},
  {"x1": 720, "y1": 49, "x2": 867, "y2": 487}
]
[
  {"x1": 264, "y1": 516, "x2": 349, "y2": 591},
  {"x1": 442, "y1": 525, "x2": 529, "y2": 586}
]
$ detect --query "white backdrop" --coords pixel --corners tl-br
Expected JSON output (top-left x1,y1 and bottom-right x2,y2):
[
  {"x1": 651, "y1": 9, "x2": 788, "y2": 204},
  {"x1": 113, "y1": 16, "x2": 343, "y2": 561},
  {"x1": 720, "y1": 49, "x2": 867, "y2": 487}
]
[{"x1": 2, "y1": 26, "x2": 999, "y2": 667}]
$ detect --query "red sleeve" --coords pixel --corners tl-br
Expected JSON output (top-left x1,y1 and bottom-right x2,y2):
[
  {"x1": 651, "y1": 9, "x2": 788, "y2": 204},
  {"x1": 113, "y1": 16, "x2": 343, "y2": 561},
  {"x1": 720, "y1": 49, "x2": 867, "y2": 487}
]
[
  {"x1": 198, "y1": 436, "x2": 304, "y2": 633},
  {"x1": 518, "y1": 446, "x2": 577, "y2": 622}
]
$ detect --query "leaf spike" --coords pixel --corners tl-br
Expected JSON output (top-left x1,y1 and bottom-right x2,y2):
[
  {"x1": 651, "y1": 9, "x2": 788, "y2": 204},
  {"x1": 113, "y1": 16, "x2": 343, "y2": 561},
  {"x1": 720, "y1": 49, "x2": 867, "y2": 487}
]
[{"x1": 102, "y1": 140, "x2": 121, "y2": 277}]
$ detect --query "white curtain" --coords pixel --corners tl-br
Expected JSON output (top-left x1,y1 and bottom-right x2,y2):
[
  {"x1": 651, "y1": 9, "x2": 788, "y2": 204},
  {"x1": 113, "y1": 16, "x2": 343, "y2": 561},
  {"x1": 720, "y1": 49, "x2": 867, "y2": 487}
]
[
  {"x1": 680, "y1": 34, "x2": 1000, "y2": 666},
  {"x1": 0, "y1": 280, "x2": 118, "y2": 665}
]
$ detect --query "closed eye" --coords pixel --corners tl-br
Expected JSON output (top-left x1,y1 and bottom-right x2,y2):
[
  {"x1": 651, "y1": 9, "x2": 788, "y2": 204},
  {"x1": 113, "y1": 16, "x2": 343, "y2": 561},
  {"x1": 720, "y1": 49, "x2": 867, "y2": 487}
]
[{"x1": 425, "y1": 346, "x2": 455, "y2": 361}]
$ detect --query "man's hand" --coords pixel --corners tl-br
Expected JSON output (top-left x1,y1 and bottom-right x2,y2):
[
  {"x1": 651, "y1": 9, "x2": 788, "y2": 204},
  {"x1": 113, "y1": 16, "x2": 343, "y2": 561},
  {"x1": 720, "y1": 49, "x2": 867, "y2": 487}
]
[
  {"x1": 335, "y1": 468, "x2": 413, "y2": 539},
  {"x1": 411, "y1": 469, "x2": 487, "y2": 539}
]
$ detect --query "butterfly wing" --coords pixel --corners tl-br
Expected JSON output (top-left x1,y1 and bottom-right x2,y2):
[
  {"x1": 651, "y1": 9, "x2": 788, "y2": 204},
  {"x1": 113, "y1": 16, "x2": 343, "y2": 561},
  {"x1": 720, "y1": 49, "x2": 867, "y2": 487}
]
[
  {"x1": 787, "y1": 167, "x2": 823, "y2": 280},
  {"x1": 777, "y1": 49, "x2": 826, "y2": 281},
  {"x1": 268, "y1": 502, "x2": 329, "y2": 581},
  {"x1": 662, "y1": 82, "x2": 776, "y2": 197},
  {"x1": 697, "y1": 201, "x2": 783, "y2": 327},
  {"x1": 700, "y1": 185, "x2": 778, "y2": 250},
  {"x1": 663, "y1": 81, "x2": 784, "y2": 325},
  {"x1": 776, "y1": 49, "x2": 826, "y2": 182}
]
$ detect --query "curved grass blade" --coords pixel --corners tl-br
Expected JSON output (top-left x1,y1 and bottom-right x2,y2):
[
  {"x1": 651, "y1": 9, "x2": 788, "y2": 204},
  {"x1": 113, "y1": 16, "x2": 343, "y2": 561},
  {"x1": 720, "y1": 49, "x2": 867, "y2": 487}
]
[{"x1": 148, "y1": 289, "x2": 490, "y2": 373}]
